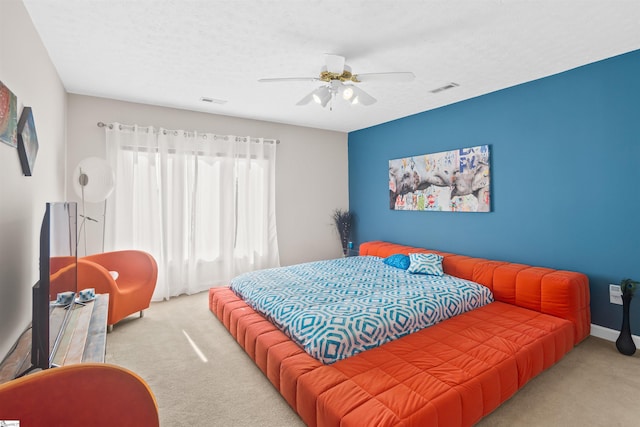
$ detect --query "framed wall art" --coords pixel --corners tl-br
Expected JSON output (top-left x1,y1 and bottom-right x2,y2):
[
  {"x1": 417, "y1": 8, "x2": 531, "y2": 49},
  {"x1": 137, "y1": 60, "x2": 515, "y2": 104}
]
[
  {"x1": 0, "y1": 81, "x2": 18, "y2": 148},
  {"x1": 389, "y1": 145, "x2": 491, "y2": 212},
  {"x1": 17, "y1": 107, "x2": 39, "y2": 176}
]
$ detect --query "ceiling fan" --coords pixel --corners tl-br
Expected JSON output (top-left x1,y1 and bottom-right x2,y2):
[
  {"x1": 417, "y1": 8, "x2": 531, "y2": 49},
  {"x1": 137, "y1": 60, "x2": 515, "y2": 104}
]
[{"x1": 258, "y1": 54, "x2": 415, "y2": 109}]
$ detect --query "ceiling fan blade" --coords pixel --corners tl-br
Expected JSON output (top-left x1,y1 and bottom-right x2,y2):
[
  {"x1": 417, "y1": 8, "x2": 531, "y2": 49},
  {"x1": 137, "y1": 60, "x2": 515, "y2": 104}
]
[
  {"x1": 350, "y1": 86, "x2": 377, "y2": 106},
  {"x1": 296, "y1": 90, "x2": 316, "y2": 106},
  {"x1": 258, "y1": 77, "x2": 320, "y2": 83},
  {"x1": 325, "y1": 54, "x2": 346, "y2": 74},
  {"x1": 298, "y1": 86, "x2": 332, "y2": 107},
  {"x1": 353, "y1": 72, "x2": 415, "y2": 83}
]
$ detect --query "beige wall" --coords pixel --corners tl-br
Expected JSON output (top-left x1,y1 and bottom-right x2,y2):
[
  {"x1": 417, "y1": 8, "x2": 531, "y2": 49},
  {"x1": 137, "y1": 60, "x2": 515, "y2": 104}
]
[
  {"x1": 1, "y1": 0, "x2": 348, "y2": 362},
  {"x1": 66, "y1": 95, "x2": 349, "y2": 267},
  {"x1": 0, "y1": 0, "x2": 67, "y2": 360}
]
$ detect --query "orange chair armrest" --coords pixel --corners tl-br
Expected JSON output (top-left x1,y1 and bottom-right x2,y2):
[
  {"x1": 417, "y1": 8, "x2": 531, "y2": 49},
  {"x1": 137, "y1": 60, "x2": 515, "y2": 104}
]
[
  {"x1": 82, "y1": 251, "x2": 158, "y2": 287},
  {"x1": 0, "y1": 363, "x2": 159, "y2": 426}
]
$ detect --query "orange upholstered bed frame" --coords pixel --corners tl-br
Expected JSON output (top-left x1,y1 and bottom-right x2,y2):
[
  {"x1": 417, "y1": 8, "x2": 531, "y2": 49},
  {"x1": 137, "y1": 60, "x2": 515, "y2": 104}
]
[{"x1": 208, "y1": 241, "x2": 590, "y2": 426}]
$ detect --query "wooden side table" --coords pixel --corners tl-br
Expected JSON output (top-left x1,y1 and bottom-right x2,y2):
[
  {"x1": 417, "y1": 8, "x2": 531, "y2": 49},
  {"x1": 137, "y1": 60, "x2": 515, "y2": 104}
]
[
  {"x1": 0, "y1": 294, "x2": 109, "y2": 383},
  {"x1": 51, "y1": 294, "x2": 109, "y2": 365}
]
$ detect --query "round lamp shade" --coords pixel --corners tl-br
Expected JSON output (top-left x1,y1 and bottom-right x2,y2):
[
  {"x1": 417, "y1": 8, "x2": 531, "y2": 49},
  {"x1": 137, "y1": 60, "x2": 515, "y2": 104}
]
[{"x1": 73, "y1": 157, "x2": 115, "y2": 203}]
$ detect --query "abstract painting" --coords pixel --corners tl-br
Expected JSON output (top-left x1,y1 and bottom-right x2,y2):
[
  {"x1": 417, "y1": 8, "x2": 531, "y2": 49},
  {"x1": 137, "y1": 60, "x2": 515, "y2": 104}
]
[
  {"x1": 0, "y1": 81, "x2": 18, "y2": 148},
  {"x1": 389, "y1": 145, "x2": 491, "y2": 212},
  {"x1": 17, "y1": 107, "x2": 39, "y2": 176}
]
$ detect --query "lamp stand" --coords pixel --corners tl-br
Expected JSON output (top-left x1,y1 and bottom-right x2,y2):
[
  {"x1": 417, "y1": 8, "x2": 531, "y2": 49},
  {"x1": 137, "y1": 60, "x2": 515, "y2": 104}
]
[
  {"x1": 78, "y1": 168, "x2": 103, "y2": 256},
  {"x1": 102, "y1": 199, "x2": 108, "y2": 253},
  {"x1": 73, "y1": 157, "x2": 115, "y2": 255}
]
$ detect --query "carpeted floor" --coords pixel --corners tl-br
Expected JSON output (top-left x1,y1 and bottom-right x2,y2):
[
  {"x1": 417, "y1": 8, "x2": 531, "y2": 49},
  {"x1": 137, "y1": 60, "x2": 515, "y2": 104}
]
[{"x1": 106, "y1": 291, "x2": 640, "y2": 427}]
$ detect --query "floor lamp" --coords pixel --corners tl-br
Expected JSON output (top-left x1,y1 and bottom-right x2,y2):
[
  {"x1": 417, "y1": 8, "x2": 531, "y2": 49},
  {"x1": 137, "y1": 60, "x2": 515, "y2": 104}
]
[{"x1": 73, "y1": 157, "x2": 115, "y2": 255}]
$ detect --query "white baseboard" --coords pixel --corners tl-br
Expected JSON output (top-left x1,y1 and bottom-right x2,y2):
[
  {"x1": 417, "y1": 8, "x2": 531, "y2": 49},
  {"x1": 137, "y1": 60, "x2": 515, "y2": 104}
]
[{"x1": 590, "y1": 323, "x2": 640, "y2": 346}]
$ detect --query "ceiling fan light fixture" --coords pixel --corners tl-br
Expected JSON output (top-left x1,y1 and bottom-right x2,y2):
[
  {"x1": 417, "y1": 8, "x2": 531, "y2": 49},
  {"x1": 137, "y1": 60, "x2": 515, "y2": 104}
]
[
  {"x1": 348, "y1": 85, "x2": 376, "y2": 106},
  {"x1": 342, "y1": 86, "x2": 355, "y2": 101},
  {"x1": 312, "y1": 86, "x2": 331, "y2": 107},
  {"x1": 340, "y1": 85, "x2": 360, "y2": 105}
]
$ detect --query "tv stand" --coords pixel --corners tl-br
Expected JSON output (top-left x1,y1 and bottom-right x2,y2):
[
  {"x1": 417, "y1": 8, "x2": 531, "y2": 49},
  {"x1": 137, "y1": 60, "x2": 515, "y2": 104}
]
[{"x1": 0, "y1": 294, "x2": 108, "y2": 383}]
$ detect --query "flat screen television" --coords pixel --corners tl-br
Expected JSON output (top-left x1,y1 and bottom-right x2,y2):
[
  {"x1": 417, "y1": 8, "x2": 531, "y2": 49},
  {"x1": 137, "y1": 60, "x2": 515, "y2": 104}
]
[{"x1": 18, "y1": 202, "x2": 77, "y2": 377}]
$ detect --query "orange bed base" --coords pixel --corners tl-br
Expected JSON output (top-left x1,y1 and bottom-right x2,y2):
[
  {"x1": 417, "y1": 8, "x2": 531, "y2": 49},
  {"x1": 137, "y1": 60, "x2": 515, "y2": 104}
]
[{"x1": 209, "y1": 241, "x2": 590, "y2": 426}]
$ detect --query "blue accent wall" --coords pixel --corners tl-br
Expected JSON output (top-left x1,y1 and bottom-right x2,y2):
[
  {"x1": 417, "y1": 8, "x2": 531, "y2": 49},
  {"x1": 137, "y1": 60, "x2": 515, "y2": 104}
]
[{"x1": 348, "y1": 50, "x2": 640, "y2": 334}]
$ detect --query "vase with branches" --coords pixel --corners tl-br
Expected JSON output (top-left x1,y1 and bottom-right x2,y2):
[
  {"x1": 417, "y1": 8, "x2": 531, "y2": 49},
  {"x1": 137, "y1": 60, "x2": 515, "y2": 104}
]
[
  {"x1": 332, "y1": 209, "x2": 353, "y2": 256},
  {"x1": 616, "y1": 278, "x2": 639, "y2": 356}
]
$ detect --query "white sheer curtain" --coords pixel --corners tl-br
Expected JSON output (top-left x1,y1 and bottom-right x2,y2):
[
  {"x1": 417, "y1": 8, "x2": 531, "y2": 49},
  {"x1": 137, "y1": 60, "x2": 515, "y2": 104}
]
[{"x1": 104, "y1": 123, "x2": 279, "y2": 300}]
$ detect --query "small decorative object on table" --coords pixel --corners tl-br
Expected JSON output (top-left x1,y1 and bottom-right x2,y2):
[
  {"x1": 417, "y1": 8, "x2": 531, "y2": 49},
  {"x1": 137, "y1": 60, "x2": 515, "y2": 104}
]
[
  {"x1": 616, "y1": 278, "x2": 638, "y2": 356},
  {"x1": 332, "y1": 209, "x2": 353, "y2": 257}
]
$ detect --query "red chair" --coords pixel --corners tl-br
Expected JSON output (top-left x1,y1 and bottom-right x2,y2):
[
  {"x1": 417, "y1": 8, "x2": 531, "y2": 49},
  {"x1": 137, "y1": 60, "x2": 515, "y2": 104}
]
[
  {"x1": 0, "y1": 363, "x2": 159, "y2": 426},
  {"x1": 79, "y1": 250, "x2": 158, "y2": 330},
  {"x1": 49, "y1": 256, "x2": 78, "y2": 298}
]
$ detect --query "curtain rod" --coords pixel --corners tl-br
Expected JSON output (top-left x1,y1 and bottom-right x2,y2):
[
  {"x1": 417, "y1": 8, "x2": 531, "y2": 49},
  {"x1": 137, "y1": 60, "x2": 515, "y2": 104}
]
[{"x1": 97, "y1": 122, "x2": 279, "y2": 144}]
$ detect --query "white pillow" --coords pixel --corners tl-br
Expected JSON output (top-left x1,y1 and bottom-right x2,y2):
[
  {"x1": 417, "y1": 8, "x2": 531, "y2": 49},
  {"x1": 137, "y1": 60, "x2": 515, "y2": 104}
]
[{"x1": 407, "y1": 253, "x2": 444, "y2": 276}]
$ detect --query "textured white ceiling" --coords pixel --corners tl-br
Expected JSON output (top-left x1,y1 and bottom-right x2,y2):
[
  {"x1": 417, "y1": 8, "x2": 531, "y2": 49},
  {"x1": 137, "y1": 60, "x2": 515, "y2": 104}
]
[{"x1": 21, "y1": 0, "x2": 640, "y2": 133}]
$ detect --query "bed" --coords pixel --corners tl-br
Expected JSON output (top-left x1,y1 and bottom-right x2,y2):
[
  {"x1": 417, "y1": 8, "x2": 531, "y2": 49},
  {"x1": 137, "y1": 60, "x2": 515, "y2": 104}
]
[{"x1": 209, "y1": 241, "x2": 590, "y2": 426}]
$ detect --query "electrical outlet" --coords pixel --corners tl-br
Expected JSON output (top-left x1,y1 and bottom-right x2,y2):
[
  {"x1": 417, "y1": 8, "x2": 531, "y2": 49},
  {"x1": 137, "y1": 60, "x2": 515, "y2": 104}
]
[{"x1": 609, "y1": 284, "x2": 623, "y2": 305}]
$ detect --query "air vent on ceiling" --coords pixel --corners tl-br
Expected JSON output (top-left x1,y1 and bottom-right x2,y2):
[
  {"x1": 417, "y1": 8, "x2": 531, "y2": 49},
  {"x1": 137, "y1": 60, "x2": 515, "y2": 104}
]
[
  {"x1": 200, "y1": 97, "x2": 227, "y2": 105},
  {"x1": 430, "y1": 82, "x2": 459, "y2": 94}
]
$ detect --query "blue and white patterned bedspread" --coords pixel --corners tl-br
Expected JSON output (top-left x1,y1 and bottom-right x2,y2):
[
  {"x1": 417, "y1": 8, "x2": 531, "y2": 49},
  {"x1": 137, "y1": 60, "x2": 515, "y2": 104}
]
[{"x1": 230, "y1": 256, "x2": 494, "y2": 364}]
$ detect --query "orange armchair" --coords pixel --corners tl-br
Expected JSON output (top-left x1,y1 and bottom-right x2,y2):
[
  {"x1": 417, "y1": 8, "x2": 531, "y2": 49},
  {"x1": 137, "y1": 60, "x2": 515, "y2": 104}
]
[
  {"x1": 0, "y1": 363, "x2": 159, "y2": 426},
  {"x1": 79, "y1": 250, "x2": 158, "y2": 328},
  {"x1": 49, "y1": 256, "x2": 78, "y2": 298}
]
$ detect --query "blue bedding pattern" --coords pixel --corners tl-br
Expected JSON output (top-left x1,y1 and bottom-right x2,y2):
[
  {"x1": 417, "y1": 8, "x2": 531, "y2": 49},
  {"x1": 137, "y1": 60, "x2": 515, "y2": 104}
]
[{"x1": 230, "y1": 256, "x2": 494, "y2": 364}]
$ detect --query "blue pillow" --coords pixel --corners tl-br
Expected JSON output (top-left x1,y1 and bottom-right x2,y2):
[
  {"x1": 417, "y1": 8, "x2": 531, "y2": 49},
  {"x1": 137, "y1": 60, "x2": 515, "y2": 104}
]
[
  {"x1": 407, "y1": 253, "x2": 444, "y2": 276},
  {"x1": 383, "y1": 254, "x2": 411, "y2": 270}
]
